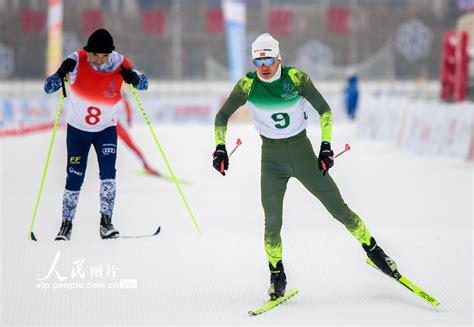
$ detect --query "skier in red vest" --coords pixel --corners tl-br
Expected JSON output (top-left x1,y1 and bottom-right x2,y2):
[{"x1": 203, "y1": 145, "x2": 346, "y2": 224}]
[{"x1": 44, "y1": 29, "x2": 148, "y2": 240}]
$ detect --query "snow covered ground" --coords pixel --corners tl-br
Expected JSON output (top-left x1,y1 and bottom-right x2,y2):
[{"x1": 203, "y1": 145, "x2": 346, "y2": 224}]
[{"x1": 1, "y1": 122, "x2": 472, "y2": 326}]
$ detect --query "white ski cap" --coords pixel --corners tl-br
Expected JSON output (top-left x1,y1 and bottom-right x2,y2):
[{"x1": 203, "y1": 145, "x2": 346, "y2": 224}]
[{"x1": 251, "y1": 33, "x2": 281, "y2": 60}]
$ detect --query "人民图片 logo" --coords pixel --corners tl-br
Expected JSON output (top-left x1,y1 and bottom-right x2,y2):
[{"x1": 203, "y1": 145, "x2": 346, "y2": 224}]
[{"x1": 36, "y1": 250, "x2": 136, "y2": 291}]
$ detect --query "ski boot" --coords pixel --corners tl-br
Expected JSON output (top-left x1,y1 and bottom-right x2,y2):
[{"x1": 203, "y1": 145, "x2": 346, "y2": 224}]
[
  {"x1": 100, "y1": 214, "x2": 120, "y2": 239},
  {"x1": 55, "y1": 220, "x2": 73, "y2": 241},
  {"x1": 363, "y1": 237, "x2": 397, "y2": 275},
  {"x1": 268, "y1": 261, "x2": 287, "y2": 300}
]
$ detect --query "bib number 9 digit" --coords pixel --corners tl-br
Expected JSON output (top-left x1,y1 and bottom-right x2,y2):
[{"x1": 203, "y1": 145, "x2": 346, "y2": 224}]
[{"x1": 271, "y1": 112, "x2": 290, "y2": 129}]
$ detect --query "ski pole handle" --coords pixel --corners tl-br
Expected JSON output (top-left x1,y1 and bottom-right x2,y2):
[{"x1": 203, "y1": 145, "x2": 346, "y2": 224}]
[
  {"x1": 61, "y1": 78, "x2": 67, "y2": 98},
  {"x1": 220, "y1": 138, "x2": 242, "y2": 173}
]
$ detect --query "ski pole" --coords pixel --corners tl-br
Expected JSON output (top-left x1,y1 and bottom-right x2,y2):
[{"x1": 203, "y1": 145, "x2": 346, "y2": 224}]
[
  {"x1": 129, "y1": 85, "x2": 201, "y2": 235},
  {"x1": 28, "y1": 94, "x2": 65, "y2": 241},
  {"x1": 220, "y1": 138, "x2": 242, "y2": 173},
  {"x1": 321, "y1": 143, "x2": 351, "y2": 171}
]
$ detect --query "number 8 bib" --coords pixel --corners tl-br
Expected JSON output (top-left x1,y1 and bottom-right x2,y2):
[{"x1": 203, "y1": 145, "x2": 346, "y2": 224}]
[{"x1": 85, "y1": 106, "x2": 102, "y2": 125}]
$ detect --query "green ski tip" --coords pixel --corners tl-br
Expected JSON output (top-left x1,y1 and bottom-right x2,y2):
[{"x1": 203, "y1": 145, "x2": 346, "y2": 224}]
[{"x1": 248, "y1": 288, "x2": 298, "y2": 316}]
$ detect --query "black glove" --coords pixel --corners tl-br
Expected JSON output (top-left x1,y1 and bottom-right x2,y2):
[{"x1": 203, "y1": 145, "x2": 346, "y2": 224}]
[
  {"x1": 317, "y1": 141, "x2": 334, "y2": 176},
  {"x1": 119, "y1": 65, "x2": 139, "y2": 85},
  {"x1": 56, "y1": 58, "x2": 77, "y2": 79},
  {"x1": 213, "y1": 144, "x2": 229, "y2": 176}
]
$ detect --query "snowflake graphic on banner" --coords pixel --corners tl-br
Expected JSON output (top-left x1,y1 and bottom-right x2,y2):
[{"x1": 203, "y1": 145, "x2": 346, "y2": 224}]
[
  {"x1": 295, "y1": 40, "x2": 333, "y2": 77},
  {"x1": 395, "y1": 19, "x2": 432, "y2": 62},
  {"x1": 300, "y1": 40, "x2": 333, "y2": 66},
  {"x1": 0, "y1": 43, "x2": 15, "y2": 78}
]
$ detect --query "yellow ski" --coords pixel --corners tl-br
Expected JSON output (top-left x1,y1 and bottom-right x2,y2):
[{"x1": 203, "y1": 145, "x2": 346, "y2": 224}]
[
  {"x1": 366, "y1": 258, "x2": 440, "y2": 307},
  {"x1": 248, "y1": 288, "x2": 298, "y2": 316}
]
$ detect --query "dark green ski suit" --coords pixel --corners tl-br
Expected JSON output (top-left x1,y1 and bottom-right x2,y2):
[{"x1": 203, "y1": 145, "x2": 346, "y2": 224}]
[{"x1": 214, "y1": 66, "x2": 371, "y2": 268}]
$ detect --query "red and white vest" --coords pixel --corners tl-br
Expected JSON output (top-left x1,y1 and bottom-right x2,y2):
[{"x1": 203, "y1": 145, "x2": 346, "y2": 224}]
[{"x1": 67, "y1": 50, "x2": 132, "y2": 132}]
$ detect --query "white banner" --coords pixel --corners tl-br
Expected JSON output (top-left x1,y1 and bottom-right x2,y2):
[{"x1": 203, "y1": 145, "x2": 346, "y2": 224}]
[
  {"x1": 358, "y1": 94, "x2": 474, "y2": 160},
  {"x1": 126, "y1": 95, "x2": 221, "y2": 124},
  {"x1": 1, "y1": 96, "x2": 61, "y2": 135},
  {"x1": 357, "y1": 94, "x2": 408, "y2": 141}
]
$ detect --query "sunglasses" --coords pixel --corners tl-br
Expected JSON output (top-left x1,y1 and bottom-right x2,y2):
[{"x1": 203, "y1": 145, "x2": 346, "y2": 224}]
[{"x1": 253, "y1": 57, "x2": 276, "y2": 67}]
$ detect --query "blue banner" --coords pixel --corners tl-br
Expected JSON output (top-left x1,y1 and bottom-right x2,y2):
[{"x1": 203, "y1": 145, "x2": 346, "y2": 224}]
[{"x1": 222, "y1": 0, "x2": 246, "y2": 82}]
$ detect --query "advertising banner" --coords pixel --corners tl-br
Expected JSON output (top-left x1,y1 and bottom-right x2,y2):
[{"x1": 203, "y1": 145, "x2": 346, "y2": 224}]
[{"x1": 222, "y1": 0, "x2": 246, "y2": 82}]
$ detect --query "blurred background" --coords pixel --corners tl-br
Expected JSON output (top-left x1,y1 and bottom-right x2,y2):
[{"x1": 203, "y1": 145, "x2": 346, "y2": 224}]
[
  {"x1": 0, "y1": 0, "x2": 473, "y2": 160},
  {"x1": 0, "y1": 0, "x2": 471, "y2": 80}
]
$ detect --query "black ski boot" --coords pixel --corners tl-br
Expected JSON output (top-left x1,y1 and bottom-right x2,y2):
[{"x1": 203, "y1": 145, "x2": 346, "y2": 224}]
[
  {"x1": 55, "y1": 220, "x2": 73, "y2": 241},
  {"x1": 100, "y1": 214, "x2": 120, "y2": 239},
  {"x1": 268, "y1": 261, "x2": 287, "y2": 300},
  {"x1": 363, "y1": 237, "x2": 397, "y2": 275}
]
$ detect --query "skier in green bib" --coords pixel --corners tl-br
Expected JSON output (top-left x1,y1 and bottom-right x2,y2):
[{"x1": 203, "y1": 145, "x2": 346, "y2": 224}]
[{"x1": 213, "y1": 33, "x2": 397, "y2": 300}]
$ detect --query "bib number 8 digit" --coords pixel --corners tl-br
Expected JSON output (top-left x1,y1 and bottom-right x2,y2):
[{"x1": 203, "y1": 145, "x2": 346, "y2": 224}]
[
  {"x1": 85, "y1": 106, "x2": 101, "y2": 125},
  {"x1": 271, "y1": 112, "x2": 290, "y2": 129}
]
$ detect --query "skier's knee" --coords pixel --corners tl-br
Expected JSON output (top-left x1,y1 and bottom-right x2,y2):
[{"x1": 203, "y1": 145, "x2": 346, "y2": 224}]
[{"x1": 66, "y1": 168, "x2": 85, "y2": 191}]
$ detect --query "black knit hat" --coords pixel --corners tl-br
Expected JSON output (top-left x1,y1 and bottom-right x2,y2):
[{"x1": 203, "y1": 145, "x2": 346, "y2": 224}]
[{"x1": 83, "y1": 29, "x2": 115, "y2": 53}]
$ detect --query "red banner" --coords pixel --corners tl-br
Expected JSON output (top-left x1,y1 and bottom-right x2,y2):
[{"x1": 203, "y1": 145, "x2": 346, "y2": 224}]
[
  {"x1": 81, "y1": 9, "x2": 104, "y2": 35},
  {"x1": 268, "y1": 9, "x2": 293, "y2": 36},
  {"x1": 142, "y1": 10, "x2": 167, "y2": 37},
  {"x1": 440, "y1": 31, "x2": 468, "y2": 102},
  {"x1": 22, "y1": 8, "x2": 46, "y2": 33},
  {"x1": 326, "y1": 7, "x2": 351, "y2": 35},
  {"x1": 206, "y1": 8, "x2": 224, "y2": 34}
]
